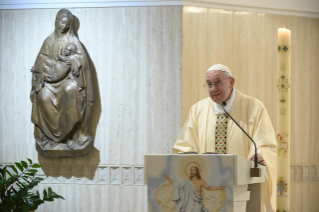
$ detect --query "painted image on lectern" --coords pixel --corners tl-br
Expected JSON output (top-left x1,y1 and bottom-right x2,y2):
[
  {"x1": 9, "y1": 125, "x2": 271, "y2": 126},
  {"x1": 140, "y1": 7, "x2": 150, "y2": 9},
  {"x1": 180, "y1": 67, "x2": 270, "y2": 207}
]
[{"x1": 147, "y1": 155, "x2": 234, "y2": 212}]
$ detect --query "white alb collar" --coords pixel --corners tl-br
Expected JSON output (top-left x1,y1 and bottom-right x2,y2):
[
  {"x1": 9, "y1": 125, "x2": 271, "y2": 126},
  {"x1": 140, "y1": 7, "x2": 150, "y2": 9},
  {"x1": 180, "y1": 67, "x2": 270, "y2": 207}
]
[{"x1": 213, "y1": 87, "x2": 236, "y2": 114}]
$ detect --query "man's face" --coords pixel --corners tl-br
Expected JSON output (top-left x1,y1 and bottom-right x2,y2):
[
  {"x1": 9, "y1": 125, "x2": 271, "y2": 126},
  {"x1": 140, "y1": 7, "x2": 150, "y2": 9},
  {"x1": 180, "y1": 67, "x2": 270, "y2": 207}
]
[
  {"x1": 190, "y1": 167, "x2": 198, "y2": 177},
  {"x1": 206, "y1": 70, "x2": 235, "y2": 104}
]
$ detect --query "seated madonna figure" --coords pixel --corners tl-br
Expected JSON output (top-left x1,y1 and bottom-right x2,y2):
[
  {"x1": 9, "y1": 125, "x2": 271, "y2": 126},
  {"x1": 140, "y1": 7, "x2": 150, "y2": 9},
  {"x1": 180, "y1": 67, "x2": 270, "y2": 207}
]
[{"x1": 30, "y1": 9, "x2": 94, "y2": 150}]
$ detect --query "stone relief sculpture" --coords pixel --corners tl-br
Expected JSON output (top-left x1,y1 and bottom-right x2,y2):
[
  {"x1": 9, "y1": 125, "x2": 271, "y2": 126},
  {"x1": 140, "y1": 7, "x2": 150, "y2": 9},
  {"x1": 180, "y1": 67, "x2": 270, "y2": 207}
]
[{"x1": 30, "y1": 9, "x2": 94, "y2": 157}]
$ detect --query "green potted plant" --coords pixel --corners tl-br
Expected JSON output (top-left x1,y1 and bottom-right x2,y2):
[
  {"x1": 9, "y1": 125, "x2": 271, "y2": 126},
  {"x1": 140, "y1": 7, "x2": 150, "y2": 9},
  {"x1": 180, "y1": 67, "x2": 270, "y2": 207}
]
[{"x1": 0, "y1": 158, "x2": 64, "y2": 212}]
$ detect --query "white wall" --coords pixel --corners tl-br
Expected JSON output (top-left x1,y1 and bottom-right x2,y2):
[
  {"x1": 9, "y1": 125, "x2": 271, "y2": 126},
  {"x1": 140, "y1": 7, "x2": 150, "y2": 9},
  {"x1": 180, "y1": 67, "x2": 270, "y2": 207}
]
[
  {"x1": 1, "y1": 0, "x2": 319, "y2": 17},
  {"x1": 0, "y1": 6, "x2": 182, "y2": 211}
]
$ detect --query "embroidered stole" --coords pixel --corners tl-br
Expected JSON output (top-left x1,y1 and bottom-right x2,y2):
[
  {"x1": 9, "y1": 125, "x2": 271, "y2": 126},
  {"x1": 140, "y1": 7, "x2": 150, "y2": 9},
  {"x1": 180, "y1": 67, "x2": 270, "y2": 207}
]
[{"x1": 215, "y1": 114, "x2": 228, "y2": 154}]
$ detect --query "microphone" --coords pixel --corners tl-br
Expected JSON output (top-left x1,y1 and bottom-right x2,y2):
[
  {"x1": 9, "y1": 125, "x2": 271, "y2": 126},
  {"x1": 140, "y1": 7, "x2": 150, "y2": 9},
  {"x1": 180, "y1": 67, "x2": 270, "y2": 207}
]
[{"x1": 221, "y1": 101, "x2": 262, "y2": 177}]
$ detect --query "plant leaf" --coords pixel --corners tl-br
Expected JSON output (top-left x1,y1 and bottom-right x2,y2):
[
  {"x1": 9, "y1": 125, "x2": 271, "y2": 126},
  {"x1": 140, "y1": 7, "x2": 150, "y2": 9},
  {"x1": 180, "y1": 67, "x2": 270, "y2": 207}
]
[
  {"x1": 43, "y1": 189, "x2": 48, "y2": 199},
  {"x1": 5, "y1": 169, "x2": 13, "y2": 177},
  {"x1": 44, "y1": 197, "x2": 54, "y2": 202},
  {"x1": 32, "y1": 179, "x2": 43, "y2": 184},
  {"x1": 32, "y1": 164, "x2": 41, "y2": 168},
  {"x1": 11, "y1": 165, "x2": 19, "y2": 175},
  {"x1": 48, "y1": 187, "x2": 53, "y2": 197},
  {"x1": 15, "y1": 162, "x2": 24, "y2": 172},
  {"x1": 27, "y1": 158, "x2": 33, "y2": 164},
  {"x1": 34, "y1": 177, "x2": 44, "y2": 181},
  {"x1": 16, "y1": 183, "x2": 23, "y2": 189},
  {"x1": 0, "y1": 167, "x2": 6, "y2": 177},
  {"x1": 55, "y1": 194, "x2": 65, "y2": 200},
  {"x1": 11, "y1": 186, "x2": 18, "y2": 194},
  {"x1": 26, "y1": 199, "x2": 34, "y2": 207},
  {"x1": 0, "y1": 159, "x2": 65, "y2": 211},
  {"x1": 30, "y1": 195, "x2": 41, "y2": 202},
  {"x1": 51, "y1": 192, "x2": 65, "y2": 200},
  {"x1": 17, "y1": 181, "x2": 27, "y2": 188},
  {"x1": 22, "y1": 206, "x2": 30, "y2": 212},
  {"x1": 22, "y1": 177, "x2": 31, "y2": 183},
  {"x1": 21, "y1": 161, "x2": 28, "y2": 169}
]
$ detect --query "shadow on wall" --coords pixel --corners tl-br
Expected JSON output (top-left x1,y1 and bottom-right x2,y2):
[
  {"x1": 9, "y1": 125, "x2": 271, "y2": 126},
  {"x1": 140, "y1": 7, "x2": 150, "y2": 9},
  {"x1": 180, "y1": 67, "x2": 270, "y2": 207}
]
[
  {"x1": 72, "y1": 15, "x2": 102, "y2": 141},
  {"x1": 37, "y1": 147, "x2": 101, "y2": 182}
]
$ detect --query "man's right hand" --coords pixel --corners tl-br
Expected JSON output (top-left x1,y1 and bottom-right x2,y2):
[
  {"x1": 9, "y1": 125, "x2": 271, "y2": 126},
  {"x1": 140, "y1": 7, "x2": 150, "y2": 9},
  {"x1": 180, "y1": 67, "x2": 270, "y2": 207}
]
[
  {"x1": 163, "y1": 174, "x2": 170, "y2": 180},
  {"x1": 218, "y1": 184, "x2": 226, "y2": 190}
]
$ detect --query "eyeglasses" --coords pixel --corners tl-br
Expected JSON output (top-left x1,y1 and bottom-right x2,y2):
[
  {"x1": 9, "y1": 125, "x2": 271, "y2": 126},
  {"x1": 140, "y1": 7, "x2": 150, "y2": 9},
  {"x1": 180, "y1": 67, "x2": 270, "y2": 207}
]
[{"x1": 203, "y1": 79, "x2": 227, "y2": 89}]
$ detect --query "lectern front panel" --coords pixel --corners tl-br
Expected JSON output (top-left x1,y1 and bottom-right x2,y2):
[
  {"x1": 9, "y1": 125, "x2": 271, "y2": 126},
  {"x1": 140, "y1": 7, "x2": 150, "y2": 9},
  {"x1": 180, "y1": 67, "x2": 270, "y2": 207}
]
[{"x1": 145, "y1": 154, "x2": 234, "y2": 212}]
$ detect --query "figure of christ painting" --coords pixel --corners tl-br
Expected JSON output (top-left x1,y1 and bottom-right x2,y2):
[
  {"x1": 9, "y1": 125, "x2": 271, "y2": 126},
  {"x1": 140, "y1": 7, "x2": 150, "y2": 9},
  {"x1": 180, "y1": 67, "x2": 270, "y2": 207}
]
[
  {"x1": 163, "y1": 164, "x2": 226, "y2": 212},
  {"x1": 147, "y1": 155, "x2": 234, "y2": 212}
]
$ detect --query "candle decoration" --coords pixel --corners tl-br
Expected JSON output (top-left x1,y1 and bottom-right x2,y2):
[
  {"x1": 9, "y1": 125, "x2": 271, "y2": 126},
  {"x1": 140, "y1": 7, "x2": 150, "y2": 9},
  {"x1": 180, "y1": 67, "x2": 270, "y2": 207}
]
[{"x1": 276, "y1": 28, "x2": 291, "y2": 212}]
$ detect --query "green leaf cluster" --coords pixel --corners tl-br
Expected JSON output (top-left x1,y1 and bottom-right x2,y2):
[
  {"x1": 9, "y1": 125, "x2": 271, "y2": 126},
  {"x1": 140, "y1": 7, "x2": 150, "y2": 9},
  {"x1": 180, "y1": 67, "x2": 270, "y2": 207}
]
[{"x1": 0, "y1": 158, "x2": 64, "y2": 212}]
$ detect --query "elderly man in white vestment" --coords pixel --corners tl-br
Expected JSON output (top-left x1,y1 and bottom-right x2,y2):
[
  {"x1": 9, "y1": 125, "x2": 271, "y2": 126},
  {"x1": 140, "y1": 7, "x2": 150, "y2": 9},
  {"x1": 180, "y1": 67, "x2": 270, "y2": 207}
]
[{"x1": 173, "y1": 64, "x2": 277, "y2": 212}]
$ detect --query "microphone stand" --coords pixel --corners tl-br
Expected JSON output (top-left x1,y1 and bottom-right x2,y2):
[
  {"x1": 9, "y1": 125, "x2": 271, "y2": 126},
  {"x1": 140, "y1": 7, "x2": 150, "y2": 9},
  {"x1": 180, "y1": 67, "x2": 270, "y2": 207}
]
[{"x1": 221, "y1": 101, "x2": 261, "y2": 177}]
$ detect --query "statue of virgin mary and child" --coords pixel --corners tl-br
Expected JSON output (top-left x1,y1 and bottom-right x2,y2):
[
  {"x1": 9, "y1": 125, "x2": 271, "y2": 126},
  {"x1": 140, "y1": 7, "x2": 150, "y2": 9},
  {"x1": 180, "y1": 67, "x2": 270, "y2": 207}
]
[{"x1": 30, "y1": 9, "x2": 94, "y2": 156}]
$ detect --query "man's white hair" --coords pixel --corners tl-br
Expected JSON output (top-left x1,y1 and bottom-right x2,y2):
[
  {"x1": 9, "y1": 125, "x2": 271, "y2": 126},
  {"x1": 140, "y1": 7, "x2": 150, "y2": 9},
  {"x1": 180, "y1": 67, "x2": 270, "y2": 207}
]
[{"x1": 207, "y1": 64, "x2": 233, "y2": 78}]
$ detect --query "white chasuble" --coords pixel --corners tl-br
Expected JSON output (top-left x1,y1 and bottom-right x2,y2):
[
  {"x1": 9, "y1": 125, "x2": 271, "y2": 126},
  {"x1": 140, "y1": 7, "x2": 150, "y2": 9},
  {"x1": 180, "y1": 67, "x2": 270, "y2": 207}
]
[{"x1": 173, "y1": 90, "x2": 277, "y2": 212}]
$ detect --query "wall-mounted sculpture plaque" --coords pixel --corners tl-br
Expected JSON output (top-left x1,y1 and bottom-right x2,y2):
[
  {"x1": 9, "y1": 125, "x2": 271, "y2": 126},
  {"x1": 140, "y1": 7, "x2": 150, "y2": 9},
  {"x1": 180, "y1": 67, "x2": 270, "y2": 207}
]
[{"x1": 30, "y1": 9, "x2": 94, "y2": 158}]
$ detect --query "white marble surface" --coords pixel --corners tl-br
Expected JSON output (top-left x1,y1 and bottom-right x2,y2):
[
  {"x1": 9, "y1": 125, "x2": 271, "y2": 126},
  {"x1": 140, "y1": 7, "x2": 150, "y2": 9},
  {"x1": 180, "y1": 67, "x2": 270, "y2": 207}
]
[
  {"x1": 35, "y1": 184, "x2": 147, "y2": 211},
  {"x1": 0, "y1": 6, "x2": 182, "y2": 211},
  {"x1": 0, "y1": 6, "x2": 182, "y2": 164},
  {"x1": 1, "y1": 0, "x2": 319, "y2": 18}
]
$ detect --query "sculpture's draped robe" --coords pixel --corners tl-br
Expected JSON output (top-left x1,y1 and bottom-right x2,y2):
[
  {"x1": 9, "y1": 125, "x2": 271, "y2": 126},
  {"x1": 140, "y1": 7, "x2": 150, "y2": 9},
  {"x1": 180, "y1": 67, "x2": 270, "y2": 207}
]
[
  {"x1": 31, "y1": 29, "x2": 94, "y2": 143},
  {"x1": 173, "y1": 179, "x2": 208, "y2": 212},
  {"x1": 173, "y1": 90, "x2": 277, "y2": 212}
]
